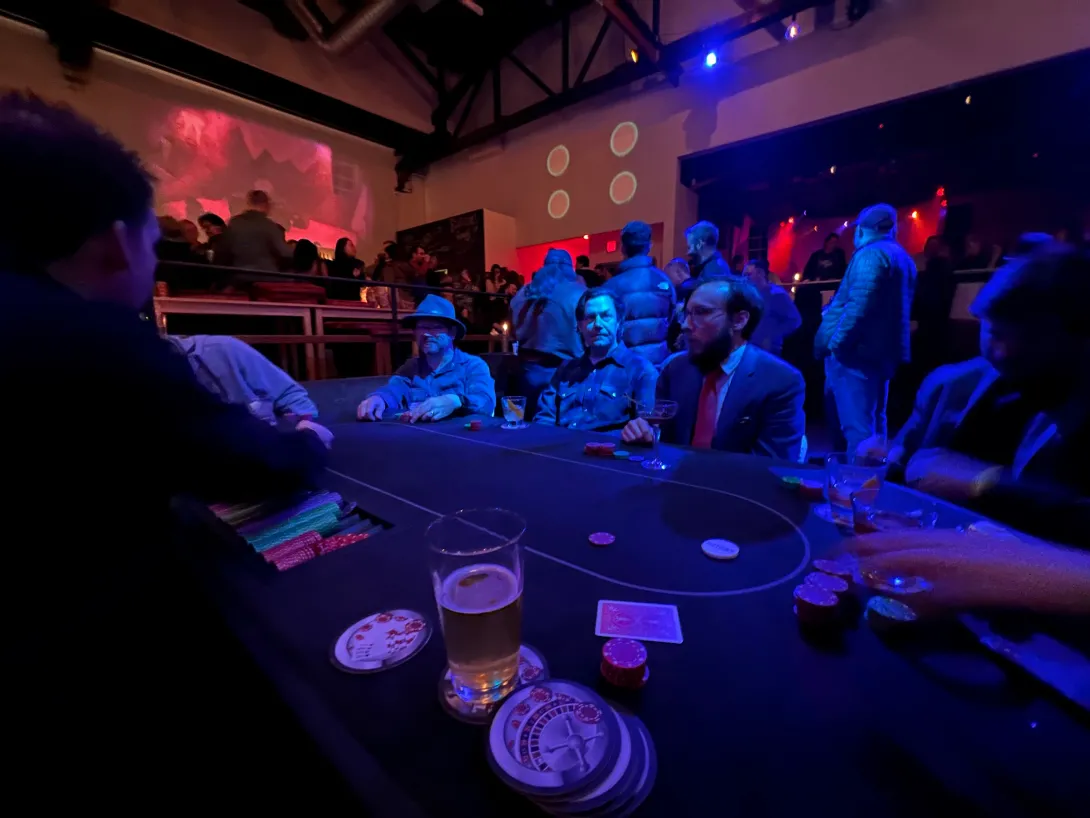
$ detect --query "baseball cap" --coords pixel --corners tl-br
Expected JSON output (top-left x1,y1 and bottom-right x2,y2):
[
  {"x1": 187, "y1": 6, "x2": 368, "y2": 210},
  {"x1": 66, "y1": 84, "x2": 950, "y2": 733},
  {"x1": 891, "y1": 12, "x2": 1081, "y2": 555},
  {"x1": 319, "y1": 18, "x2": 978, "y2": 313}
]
[
  {"x1": 620, "y1": 220, "x2": 652, "y2": 247},
  {"x1": 853, "y1": 203, "x2": 897, "y2": 233}
]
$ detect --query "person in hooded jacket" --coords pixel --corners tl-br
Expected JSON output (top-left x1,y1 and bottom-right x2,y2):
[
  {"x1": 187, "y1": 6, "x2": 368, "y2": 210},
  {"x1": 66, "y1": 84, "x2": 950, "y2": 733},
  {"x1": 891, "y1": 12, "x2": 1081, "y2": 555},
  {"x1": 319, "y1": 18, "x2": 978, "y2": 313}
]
[{"x1": 509, "y1": 247, "x2": 586, "y2": 418}]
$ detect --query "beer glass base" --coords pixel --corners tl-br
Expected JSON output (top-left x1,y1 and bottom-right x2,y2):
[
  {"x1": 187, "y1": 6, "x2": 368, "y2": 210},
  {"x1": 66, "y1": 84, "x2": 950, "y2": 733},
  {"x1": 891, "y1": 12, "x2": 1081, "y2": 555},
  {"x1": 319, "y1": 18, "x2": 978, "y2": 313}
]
[{"x1": 438, "y1": 668, "x2": 516, "y2": 723}]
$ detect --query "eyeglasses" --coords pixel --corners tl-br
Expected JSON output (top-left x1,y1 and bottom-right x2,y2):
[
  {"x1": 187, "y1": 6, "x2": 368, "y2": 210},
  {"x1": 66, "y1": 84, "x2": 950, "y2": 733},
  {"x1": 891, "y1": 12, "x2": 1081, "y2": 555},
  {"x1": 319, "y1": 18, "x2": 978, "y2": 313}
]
[{"x1": 681, "y1": 304, "x2": 726, "y2": 323}]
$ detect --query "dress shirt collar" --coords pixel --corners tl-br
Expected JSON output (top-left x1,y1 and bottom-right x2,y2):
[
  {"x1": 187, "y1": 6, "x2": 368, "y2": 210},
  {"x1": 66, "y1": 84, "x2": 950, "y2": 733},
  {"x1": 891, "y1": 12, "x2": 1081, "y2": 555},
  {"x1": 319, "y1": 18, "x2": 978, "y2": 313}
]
[{"x1": 719, "y1": 343, "x2": 747, "y2": 378}]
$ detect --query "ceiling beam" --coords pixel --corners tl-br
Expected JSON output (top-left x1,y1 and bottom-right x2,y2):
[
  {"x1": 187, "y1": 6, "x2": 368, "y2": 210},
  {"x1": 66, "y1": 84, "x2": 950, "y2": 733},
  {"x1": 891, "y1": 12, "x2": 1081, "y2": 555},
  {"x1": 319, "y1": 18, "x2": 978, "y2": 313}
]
[{"x1": 400, "y1": 0, "x2": 828, "y2": 173}]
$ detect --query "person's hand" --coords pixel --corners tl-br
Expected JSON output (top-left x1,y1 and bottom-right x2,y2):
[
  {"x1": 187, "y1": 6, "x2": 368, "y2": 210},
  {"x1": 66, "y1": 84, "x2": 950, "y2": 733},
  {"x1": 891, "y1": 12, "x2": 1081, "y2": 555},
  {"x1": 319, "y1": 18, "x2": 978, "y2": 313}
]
[
  {"x1": 357, "y1": 395, "x2": 386, "y2": 421},
  {"x1": 850, "y1": 529, "x2": 1090, "y2": 614},
  {"x1": 905, "y1": 448, "x2": 1000, "y2": 502},
  {"x1": 409, "y1": 394, "x2": 461, "y2": 423},
  {"x1": 621, "y1": 418, "x2": 655, "y2": 445},
  {"x1": 296, "y1": 419, "x2": 334, "y2": 449},
  {"x1": 855, "y1": 435, "x2": 889, "y2": 460}
]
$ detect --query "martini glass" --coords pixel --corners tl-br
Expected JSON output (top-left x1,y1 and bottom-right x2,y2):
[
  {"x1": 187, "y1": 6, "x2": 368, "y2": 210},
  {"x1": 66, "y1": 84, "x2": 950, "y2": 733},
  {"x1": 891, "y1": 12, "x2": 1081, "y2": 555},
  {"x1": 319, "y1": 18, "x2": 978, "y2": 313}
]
[{"x1": 636, "y1": 399, "x2": 678, "y2": 471}]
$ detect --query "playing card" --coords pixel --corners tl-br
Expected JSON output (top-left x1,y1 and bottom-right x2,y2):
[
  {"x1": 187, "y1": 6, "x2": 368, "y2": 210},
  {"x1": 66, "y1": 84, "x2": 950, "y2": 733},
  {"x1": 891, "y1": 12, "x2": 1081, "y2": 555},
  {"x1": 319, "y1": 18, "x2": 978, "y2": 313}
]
[{"x1": 595, "y1": 601, "x2": 683, "y2": 644}]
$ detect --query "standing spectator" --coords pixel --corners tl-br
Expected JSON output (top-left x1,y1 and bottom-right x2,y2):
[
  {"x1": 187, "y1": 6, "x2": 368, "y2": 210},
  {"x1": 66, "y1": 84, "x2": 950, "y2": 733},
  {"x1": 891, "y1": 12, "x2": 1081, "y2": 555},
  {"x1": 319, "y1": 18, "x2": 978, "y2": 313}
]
[
  {"x1": 576, "y1": 254, "x2": 603, "y2": 288},
  {"x1": 510, "y1": 248, "x2": 586, "y2": 418},
  {"x1": 730, "y1": 254, "x2": 746, "y2": 275},
  {"x1": 452, "y1": 268, "x2": 479, "y2": 328},
  {"x1": 291, "y1": 239, "x2": 322, "y2": 276},
  {"x1": 911, "y1": 235, "x2": 957, "y2": 378},
  {"x1": 742, "y1": 259, "x2": 801, "y2": 356},
  {"x1": 685, "y1": 221, "x2": 733, "y2": 279},
  {"x1": 604, "y1": 220, "x2": 676, "y2": 366},
  {"x1": 197, "y1": 213, "x2": 226, "y2": 262},
  {"x1": 485, "y1": 264, "x2": 504, "y2": 294},
  {"x1": 958, "y1": 235, "x2": 997, "y2": 270},
  {"x1": 217, "y1": 190, "x2": 292, "y2": 272},
  {"x1": 803, "y1": 233, "x2": 848, "y2": 281},
  {"x1": 180, "y1": 220, "x2": 201, "y2": 253},
  {"x1": 816, "y1": 204, "x2": 917, "y2": 455},
  {"x1": 155, "y1": 216, "x2": 202, "y2": 263},
  {"x1": 327, "y1": 237, "x2": 362, "y2": 279},
  {"x1": 382, "y1": 243, "x2": 417, "y2": 313},
  {"x1": 664, "y1": 256, "x2": 694, "y2": 351}
]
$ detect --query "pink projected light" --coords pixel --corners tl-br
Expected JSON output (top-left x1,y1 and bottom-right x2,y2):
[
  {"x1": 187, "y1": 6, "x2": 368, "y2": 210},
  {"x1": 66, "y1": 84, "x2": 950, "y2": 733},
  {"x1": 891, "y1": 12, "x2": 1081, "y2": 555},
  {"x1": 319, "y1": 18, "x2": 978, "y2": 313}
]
[
  {"x1": 548, "y1": 190, "x2": 571, "y2": 219},
  {"x1": 610, "y1": 122, "x2": 638, "y2": 157},
  {"x1": 547, "y1": 145, "x2": 570, "y2": 177},
  {"x1": 609, "y1": 171, "x2": 637, "y2": 205}
]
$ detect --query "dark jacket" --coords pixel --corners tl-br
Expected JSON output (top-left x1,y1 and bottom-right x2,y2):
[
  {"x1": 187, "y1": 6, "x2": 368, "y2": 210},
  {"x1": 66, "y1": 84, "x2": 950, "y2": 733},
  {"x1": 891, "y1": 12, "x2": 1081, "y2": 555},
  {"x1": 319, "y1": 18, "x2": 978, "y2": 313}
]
[
  {"x1": 815, "y1": 234, "x2": 917, "y2": 377},
  {"x1": 891, "y1": 357, "x2": 1089, "y2": 545},
  {"x1": 803, "y1": 248, "x2": 848, "y2": 281},
  {"x1": 535, "y1": 343, "x2": 657, "y2": 432},
  {"x1": 217, "y1": 210, "x2": 292, "y2": 272},
  {"x1": 656, "y1": 345, "x2": 806, "y2": 460},
  {"x1": 2, "y1": 271, "x2": 328, "y2": 763},
  {"x1": 691, "y1": 250, "x2": 734, "y2": 281},
  {"x1": 604, "y1": 254, "x2": 677, "y2": 366},
  {"x1": 510, "y1": 249, "x2": 586, "y2": 360}
]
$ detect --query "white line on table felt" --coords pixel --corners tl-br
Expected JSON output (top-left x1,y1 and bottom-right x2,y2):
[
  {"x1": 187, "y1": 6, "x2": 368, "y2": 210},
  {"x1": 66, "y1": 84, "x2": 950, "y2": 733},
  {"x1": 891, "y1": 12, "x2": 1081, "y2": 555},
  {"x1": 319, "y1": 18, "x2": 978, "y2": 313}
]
[{"x1": 325, "y1": 468, "x2": 812, "y2": 599}]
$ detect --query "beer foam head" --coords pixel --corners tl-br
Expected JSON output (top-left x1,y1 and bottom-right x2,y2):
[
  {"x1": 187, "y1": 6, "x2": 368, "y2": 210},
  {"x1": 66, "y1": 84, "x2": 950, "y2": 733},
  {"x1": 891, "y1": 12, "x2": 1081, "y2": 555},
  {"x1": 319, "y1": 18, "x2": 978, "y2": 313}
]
[{"x1": 441, "y1": 564, "x2": 520, "y2": 613}]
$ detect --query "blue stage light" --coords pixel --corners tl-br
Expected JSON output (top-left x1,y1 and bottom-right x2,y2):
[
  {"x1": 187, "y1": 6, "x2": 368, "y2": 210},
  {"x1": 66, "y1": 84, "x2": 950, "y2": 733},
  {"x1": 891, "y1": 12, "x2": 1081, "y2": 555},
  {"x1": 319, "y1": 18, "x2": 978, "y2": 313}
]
[{"x1": 704, "y1": 51, "x2": 717, "y2": 68}]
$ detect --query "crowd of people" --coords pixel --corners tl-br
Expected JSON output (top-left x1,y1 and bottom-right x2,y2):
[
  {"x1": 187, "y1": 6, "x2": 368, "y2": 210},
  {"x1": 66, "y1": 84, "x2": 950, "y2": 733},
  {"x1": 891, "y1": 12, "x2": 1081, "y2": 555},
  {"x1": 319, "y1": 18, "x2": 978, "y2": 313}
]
[
  {"x1": 155, "y1": 196, "x2": 527, "y2": 332},
  {"x1": 3, "y1": 93, "x2": 1088, "y2": 806}
]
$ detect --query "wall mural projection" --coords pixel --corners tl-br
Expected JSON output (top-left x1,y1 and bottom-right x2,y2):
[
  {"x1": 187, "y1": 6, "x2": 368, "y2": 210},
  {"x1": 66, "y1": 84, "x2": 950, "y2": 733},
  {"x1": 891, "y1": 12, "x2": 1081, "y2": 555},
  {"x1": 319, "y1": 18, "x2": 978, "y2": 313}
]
[{"x1": 146, "y1": 107, "x2": 372, "y2": 248}]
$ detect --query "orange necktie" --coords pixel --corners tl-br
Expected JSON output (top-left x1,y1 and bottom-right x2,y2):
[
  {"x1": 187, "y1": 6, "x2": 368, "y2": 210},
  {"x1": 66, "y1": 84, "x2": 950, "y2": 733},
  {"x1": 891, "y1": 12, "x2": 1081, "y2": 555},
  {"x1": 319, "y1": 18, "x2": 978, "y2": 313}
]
[{"x1": 691, "y1": 372, "x2": 721, "y2": 449}]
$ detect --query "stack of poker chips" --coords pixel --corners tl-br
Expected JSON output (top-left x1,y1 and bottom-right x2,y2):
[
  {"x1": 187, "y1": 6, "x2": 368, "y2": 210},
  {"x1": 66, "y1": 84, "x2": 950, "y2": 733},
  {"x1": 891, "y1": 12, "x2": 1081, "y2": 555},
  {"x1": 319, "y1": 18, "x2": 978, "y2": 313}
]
[
  {"x1": 210, "y1": 491, "x2": 384, "y2": 571},
  {"x1": 795, "y1": 555, "x2": 923, "y2": 636},
  {"x1": 600, "y1": 638, "x2": 649, "y2": 689},
  {"x1": 487, "y1": 680, "x2": 657, "y2": 816}
]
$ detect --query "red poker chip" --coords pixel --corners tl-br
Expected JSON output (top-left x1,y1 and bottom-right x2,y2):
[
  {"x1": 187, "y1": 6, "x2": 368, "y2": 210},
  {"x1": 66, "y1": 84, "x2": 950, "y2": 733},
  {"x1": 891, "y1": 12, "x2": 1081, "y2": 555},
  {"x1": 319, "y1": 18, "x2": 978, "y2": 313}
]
[
  {"x1": 804, "y1": 571, "x2": 849, "y2": 595},
  {"x1": 602, "y1": 637, "x2": 647, "y2": 669},
  {"x1": 597, "y1": 443, "x2": 617, "y2": 456},
  {"x1": 600, "y1": 659, "x2": 650, "y2": 689},
  {"x1": 588, "y1": 532, "x2": 616, "y2": 546}
]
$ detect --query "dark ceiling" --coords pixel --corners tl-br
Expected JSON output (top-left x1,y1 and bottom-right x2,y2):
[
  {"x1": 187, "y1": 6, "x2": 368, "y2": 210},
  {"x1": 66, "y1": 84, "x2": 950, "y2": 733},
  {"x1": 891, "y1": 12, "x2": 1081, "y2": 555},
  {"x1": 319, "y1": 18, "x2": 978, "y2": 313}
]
[{"x1": 684, "y1": 48, "x2": 1090, "y2": 224}]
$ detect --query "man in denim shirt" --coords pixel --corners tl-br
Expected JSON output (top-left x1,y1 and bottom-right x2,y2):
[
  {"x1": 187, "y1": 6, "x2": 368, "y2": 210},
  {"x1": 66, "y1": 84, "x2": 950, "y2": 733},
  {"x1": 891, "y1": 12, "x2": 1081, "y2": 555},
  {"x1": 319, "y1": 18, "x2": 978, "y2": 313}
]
[
  {"x1": 357, "y1": 295, "x2": 496, "y2": 422},
  {"x1": 536, "y1": 289, "x2": 657, "y2": 431}
]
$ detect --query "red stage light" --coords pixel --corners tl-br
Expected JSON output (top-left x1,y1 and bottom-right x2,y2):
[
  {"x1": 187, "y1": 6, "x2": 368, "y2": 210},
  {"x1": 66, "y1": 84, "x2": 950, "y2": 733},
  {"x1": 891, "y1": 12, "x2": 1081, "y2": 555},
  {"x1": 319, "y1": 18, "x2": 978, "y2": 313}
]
[
  {"x1": 787, "y1": 217, "x2": 795, "y2": 225},
  {"x1": 910, "y1": 210, "x2": 919, "y2": 220},
  {"x1": 940, "y1": 199, "x2": 948, "y2": 208},
  {"x1": 936, "y1": 186, "x2": 945, "y2": 197}
]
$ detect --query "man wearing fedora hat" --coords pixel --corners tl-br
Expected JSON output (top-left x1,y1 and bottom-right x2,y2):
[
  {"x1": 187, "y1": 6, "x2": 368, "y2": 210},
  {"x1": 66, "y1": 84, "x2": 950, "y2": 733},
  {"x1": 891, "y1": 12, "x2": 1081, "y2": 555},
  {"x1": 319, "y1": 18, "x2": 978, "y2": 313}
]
[{"x1": 357, "y1": 294, "x2": 496, "y2": 422}]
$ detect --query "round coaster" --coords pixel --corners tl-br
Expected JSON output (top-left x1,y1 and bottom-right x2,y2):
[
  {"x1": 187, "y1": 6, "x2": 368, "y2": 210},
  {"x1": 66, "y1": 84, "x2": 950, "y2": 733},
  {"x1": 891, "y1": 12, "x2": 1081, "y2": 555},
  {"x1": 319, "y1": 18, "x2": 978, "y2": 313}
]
[
  {"x1": 589, "y1": 532, "x2": 616, "y2": 546},
  {"x1": 701, "y1": 538, "x2": 739, "y2": 560},
  {"x1": 330, "y1": 609, "x2": 431, "y2": 674},
  {"x1": 488, "y1": 680, "x2": 620, "y2": 798},
  {"x1": 438, "y1": 644, "x2": 550, "y2": 723}
]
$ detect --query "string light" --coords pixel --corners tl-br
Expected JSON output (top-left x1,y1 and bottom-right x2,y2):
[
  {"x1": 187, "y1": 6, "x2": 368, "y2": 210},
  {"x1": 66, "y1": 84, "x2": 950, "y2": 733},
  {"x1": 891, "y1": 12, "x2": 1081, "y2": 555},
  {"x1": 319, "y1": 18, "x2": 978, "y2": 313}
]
[
  {"x1": 829, "y1": 165, "x2": 836, "y2": 174},
  {"x1": 787, "y1": 217, "x2": 795, "y2": 225},
  {"x1": 964, "y1": 95, "x2": 972, "y2": 105},
  {"x1": 629, "y1": 49, "x2": 639, "y2": 64},
  {"x1": 793, "y1": 273, "x2": 801, "y2": 281},
  {"x1": 910, "y1": 210, "x2": 919, "y2": 220},
  {"x1": 583, "y1": 234, "x2": 589, "y2": 240},
  {"x1": 785, "y1": 15, "x2": 800, "y2": 40},
  {"x1": 704, "y1": 51, "x2": 718, "y2": 68},
  {"x1": 812, "y1": 226, "x2": 818, "y2": 232},
  {"x1": 878, "y1": 123, "x2": 884, "y2": 130},
  {"x1": 842, "y1": 221, "x2": 849, "y2": 228}
]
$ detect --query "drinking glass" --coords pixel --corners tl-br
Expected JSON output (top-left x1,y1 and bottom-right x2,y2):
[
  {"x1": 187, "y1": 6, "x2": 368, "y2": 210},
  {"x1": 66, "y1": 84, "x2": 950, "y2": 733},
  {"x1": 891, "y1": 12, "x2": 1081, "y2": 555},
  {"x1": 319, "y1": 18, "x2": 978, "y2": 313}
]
[
  {"x1": 501, "y1": 396, "x2": 528, "y2": 429},
  {"x1": 427, "y1": 508, "x2": 526, "y2": 706},
  {"x1": 851, "y1": 487, "x2": 938, "y2": 534},
  {"x1": 825, "y1": 452, "x2": 888, "y2": 525},
  {"x1": 637, "y1": 399, "x2": 679, "y2": 471}
]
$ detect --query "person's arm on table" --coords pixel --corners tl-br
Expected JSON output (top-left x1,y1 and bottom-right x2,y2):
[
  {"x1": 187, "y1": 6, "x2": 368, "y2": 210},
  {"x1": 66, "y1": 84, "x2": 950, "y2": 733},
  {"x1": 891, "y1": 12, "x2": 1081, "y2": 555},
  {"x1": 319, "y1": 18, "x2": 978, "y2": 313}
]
[
  {"x1": 754, "y1": 371, "x2": 805, "y2": 461},
  {"x1": 208, "y1": 337, "x2": 319, "y2": 418},
  {"x1": 127, "y1": 328, "x2": 328, "y2": 502},
  {"x1": 359, "y1": 363, "x2": 416, "y2": 420},
  {"x1": 851, "y1": 529, "x2": 1090, "y2": 615},
  {"x1": 460, "y1": 355, "x2": 497, "y2": 417}
]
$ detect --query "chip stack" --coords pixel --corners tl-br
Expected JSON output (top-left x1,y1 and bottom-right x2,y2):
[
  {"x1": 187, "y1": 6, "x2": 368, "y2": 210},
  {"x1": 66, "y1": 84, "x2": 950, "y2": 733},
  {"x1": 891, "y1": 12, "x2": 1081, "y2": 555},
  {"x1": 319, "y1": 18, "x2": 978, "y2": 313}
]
[
  {"x1": 601, "y1": 638, "x2": 649, "y2": 689},
  {"x1": 487, "y1": 680, "x2": 657, "y2": 816}
]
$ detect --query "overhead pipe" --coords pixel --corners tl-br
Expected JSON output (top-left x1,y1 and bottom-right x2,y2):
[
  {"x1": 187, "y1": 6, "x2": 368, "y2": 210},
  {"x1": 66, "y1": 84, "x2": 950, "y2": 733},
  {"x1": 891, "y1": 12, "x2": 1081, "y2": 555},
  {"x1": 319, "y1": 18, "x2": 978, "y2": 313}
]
[{"x1": 287, "y1": 0, "x2": 411, "y2": 54}]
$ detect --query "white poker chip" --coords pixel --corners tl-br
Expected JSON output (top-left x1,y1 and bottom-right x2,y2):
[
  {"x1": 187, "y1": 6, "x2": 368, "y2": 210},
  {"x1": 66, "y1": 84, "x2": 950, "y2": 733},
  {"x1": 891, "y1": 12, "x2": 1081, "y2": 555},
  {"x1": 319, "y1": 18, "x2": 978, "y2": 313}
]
[{"x1": 701, "y1": 539, "x2": 739, "y2": 560}]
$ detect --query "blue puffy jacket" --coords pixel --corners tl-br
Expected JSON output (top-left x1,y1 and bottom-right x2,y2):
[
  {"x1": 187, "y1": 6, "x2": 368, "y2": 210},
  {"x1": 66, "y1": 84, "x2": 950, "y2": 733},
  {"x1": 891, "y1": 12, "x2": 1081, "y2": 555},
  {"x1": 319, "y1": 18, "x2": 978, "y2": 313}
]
[
  {"x1": 604, "y1": 254, "x2": 677, "y2": 366},
  {"x1": 815, "y1": 235, "x2": 917, "y2": 376}
]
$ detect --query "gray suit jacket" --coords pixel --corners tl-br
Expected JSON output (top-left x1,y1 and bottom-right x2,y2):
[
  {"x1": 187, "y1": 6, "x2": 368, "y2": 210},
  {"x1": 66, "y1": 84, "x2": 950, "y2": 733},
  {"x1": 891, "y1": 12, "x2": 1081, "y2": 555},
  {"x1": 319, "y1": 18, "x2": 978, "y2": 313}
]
[
  {"x1": 892, "y1": 357, "x2": 1089, "y2": 545},
  {"x1": 656, "y1": 345, "x2": 805, "y2": 461}
]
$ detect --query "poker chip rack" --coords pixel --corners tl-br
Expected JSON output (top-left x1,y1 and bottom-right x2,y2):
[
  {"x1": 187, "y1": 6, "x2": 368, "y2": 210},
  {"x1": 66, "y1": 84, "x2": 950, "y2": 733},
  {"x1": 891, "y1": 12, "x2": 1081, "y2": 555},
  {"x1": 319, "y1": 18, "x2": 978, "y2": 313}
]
[{"x1": 191, "y1": 490, "x2": 392, "y2": 571}]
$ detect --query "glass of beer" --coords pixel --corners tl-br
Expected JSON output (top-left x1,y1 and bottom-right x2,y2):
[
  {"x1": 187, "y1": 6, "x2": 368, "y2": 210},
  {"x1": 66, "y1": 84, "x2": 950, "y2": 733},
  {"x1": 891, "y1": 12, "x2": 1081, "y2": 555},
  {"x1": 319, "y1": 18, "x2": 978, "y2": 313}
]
[{"x1": 427, "y1": 508, "x2": 525, "y2": 706}]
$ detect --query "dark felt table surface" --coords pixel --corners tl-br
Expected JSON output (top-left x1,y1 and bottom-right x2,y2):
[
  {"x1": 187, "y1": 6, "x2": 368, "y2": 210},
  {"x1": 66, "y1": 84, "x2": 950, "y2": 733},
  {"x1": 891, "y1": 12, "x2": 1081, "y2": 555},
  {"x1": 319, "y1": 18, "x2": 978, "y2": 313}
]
[{"x1": 195, "y1": 418, "x2": 1090, "y2": 818}]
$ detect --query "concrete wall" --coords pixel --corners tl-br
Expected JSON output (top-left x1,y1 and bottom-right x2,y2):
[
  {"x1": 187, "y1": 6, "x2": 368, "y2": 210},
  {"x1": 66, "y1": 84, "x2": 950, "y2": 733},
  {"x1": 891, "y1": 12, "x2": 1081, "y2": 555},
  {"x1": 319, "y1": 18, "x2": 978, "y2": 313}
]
[
  {"x1": 403, "y1": 0, "x2": 1090, "y2": 258},
  {"x1": 0, "y1": 18, "x2": 406, "y2": 259}
]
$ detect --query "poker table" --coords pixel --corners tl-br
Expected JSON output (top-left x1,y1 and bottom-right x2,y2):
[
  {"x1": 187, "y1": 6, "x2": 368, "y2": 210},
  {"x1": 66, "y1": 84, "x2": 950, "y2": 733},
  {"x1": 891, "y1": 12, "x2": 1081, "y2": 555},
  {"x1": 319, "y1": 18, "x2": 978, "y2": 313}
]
[{"x1": 192, "y1": 419, "x2": 1090, "y2": 817}]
